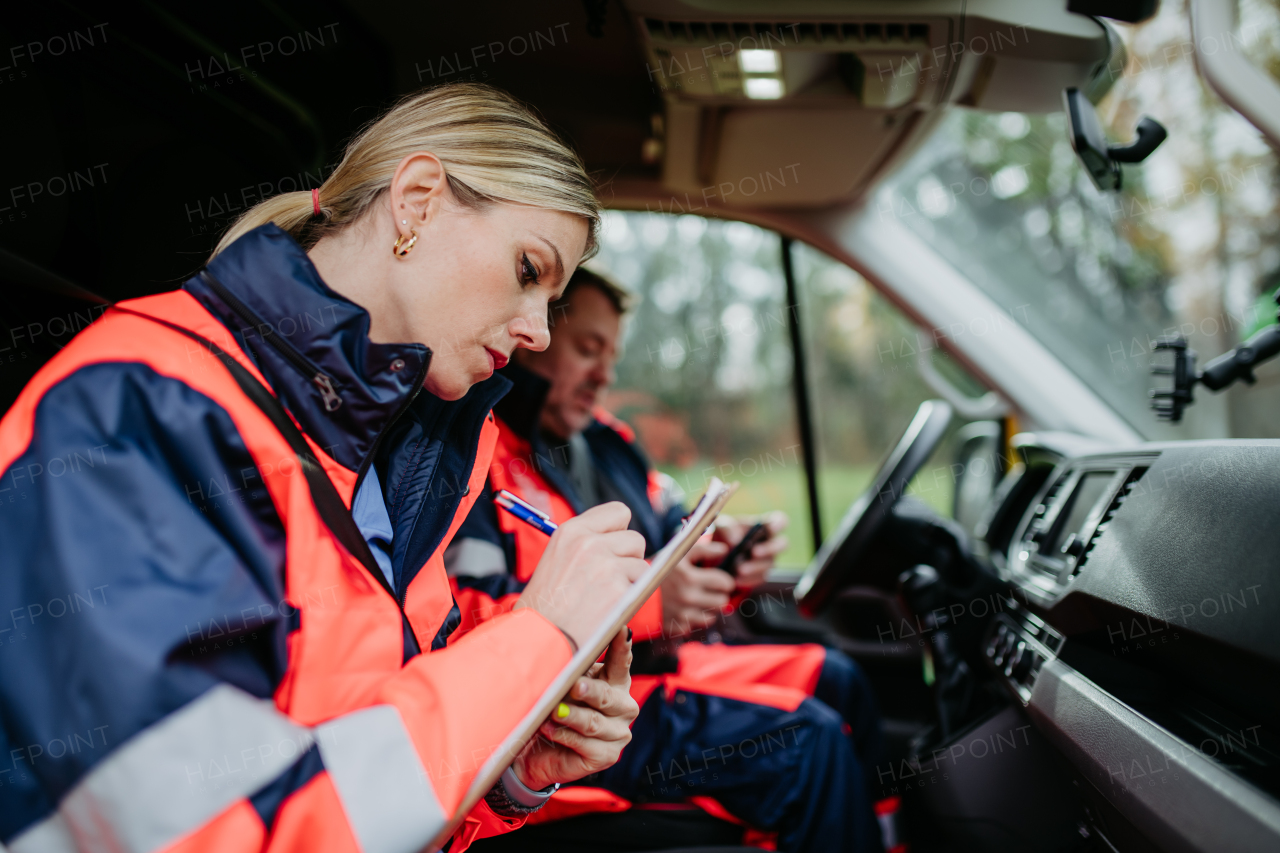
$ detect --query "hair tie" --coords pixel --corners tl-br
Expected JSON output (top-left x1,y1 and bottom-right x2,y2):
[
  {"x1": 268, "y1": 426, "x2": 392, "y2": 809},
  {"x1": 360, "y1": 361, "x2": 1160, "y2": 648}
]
[{"x1": 311, "y1": 188, "x2": 321, "y2": 217}]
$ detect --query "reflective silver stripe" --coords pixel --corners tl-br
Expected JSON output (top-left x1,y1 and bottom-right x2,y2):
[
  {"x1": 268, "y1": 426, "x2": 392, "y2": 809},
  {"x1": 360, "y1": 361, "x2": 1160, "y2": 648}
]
[
  {"x1": 443, "y1": 537, "x2": 507, "y2": 578},
  {"x1": 316, "y1": 705, "x2": 445, "y2": 853},
  {"x1": 10, "y1": 684, "x2": 312, "y2": 853},
  {"x1": 7, "y1": 813, "x2": 72, "y2": 853}
]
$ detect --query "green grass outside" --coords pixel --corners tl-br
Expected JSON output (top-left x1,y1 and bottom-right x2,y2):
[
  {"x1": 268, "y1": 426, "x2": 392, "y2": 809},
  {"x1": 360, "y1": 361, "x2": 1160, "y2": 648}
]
[{"x1": 657, "y1": 462, "x2": 956, "y2": 569}]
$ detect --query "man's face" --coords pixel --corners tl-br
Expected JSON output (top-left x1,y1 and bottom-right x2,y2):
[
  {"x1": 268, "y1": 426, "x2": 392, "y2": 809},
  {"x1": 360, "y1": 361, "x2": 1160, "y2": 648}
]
[{"x1": 517, "y1": 284, "x2": 621, "y2": 440}]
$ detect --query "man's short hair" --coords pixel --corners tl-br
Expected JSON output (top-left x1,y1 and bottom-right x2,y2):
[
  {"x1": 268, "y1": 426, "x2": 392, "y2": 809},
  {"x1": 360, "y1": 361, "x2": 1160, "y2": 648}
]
[{"x1": 553, "y1": 267, "x2": 633, "y2": 318}]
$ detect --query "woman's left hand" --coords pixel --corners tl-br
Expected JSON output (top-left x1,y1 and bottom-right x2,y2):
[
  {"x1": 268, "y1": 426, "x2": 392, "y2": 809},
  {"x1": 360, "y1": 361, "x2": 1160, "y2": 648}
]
[{"x1": 511, "y1": 628, "x2": 639, "y2": 790}]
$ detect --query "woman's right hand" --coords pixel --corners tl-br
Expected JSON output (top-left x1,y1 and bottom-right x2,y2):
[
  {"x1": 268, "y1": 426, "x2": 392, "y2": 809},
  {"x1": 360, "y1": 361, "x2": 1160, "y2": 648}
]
[{"x1": 514, "y1": 502, "x2": 648, "y2": 649}]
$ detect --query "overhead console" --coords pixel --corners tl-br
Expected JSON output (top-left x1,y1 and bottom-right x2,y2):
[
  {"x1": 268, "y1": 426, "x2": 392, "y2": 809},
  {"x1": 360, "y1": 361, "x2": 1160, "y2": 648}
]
[{"x1": 620, "y1": 0, "x2": 1123, "y2": 207}]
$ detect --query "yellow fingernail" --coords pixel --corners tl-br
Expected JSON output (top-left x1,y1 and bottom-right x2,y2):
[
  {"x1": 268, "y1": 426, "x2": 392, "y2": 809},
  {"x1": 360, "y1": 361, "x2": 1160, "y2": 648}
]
[{"x1": 556, "y1": 702, "x2": 571, "y2": 719}]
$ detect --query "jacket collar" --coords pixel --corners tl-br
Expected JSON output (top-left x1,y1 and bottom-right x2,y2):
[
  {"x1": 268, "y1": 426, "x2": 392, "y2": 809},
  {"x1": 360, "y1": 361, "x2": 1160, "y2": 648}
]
[{"x1": 183, "y1": 224, "x2": 430, "y2": 474}]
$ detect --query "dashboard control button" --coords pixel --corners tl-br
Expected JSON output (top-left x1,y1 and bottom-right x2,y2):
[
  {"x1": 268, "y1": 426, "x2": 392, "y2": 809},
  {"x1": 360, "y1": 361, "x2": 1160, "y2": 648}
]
[
  {"x1": 1003, "y1": 640, "x2": 1027, "y2": 678},
  {"x1": 985, "y1": 626, "x2": 1005, "y2": 660},
  {"x1": 1060, "y1": 533, "x2": 1085, "y2": 558},
  {"x1": 995, "y1": 631, "x2": 1017, "y2": 667},
  {"x1": 1011, "y1": 644, "x2": 1035, "y2": 680}
]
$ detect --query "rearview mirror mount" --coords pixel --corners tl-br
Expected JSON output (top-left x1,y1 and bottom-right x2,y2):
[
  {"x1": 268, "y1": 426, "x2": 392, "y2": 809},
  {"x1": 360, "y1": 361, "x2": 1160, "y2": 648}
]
[{"x1": 1063, "y1": 87, "x2": 1167, "y2": 192}]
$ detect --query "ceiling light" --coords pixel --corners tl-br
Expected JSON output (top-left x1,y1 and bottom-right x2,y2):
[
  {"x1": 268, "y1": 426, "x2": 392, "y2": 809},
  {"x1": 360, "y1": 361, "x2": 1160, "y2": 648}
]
[
  {"x1": 744, "y1": 77, "x2": 784, "y2": 99},
  {"x1": 739, "y1": 49, "x2": 780, "y2": 73}
]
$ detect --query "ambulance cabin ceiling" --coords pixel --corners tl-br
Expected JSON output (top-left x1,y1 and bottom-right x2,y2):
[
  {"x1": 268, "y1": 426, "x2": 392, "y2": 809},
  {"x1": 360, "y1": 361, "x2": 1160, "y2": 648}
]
[{"x1": 624, "y1": 0, "x2": 1120, "y2": 209}]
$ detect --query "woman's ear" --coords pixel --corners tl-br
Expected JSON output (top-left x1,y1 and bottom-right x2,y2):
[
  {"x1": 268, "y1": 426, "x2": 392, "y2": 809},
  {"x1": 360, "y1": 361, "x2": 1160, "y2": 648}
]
[{"x1": 389, "y1": 152, "x2": 450, "y2": 239}]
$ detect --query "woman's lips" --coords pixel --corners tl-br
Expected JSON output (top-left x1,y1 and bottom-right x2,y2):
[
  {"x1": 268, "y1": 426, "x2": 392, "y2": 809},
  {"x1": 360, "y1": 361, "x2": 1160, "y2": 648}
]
[{"x1": 485, "y1": 348, "x2": 509, "y2": 371}]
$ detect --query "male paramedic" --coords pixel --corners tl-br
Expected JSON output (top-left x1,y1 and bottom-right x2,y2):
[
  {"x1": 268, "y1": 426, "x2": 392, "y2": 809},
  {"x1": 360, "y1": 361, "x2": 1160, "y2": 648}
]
[{"x1": 443, "y1": 268, "x2": 887, "y2": 853}]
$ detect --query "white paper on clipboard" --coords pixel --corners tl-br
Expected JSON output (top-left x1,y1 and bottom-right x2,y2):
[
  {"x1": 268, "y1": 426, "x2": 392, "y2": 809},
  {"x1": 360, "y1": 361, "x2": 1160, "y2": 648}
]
[{"x1": 429, "y1": 477, "x2": 738, "y2": 846}]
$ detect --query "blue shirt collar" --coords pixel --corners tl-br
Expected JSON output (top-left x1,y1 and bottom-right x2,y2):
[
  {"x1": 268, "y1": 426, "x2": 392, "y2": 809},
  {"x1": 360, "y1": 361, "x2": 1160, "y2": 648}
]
[{"x1": 352, "y1": 466, "x2": 396, "y2": 590}]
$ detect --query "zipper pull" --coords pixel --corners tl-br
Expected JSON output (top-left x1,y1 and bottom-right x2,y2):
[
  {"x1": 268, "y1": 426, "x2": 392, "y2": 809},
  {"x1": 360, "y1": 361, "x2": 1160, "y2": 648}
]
[{"x1": 314, "y1": 374, "x2": 342, "y2": 411}]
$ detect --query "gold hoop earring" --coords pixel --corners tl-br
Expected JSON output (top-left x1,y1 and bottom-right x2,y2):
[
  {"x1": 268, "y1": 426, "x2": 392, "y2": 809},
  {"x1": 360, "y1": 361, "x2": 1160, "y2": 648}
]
[{"x1": 393, "y1": 230, "x2": 418, "y2": 258}]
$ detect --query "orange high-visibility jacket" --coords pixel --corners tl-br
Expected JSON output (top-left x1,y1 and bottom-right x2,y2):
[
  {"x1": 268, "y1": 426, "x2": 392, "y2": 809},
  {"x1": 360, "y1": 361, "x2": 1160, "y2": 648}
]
[{"x1": 0, "y1": 225, "x2": 571, "y2": 853}]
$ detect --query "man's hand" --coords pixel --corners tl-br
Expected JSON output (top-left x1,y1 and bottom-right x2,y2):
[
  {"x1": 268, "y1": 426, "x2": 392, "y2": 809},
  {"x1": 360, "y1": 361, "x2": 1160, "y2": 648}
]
[
  {"x1": 659, "y1": 537, "x2": 734, "y2": 638},
  {"x1": 515, "y1": 502, "x2": 648, "y2": 649},
  {"x1": 712, "y1": 511, "x2": 789, "y2": 589},
  {"x1": 512, "y1": 629, "x2": 639, "y2": 790}
]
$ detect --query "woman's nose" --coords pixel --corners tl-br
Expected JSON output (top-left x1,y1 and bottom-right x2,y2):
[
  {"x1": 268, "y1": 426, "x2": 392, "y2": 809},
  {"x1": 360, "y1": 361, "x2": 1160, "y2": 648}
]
[{"x1": 510, "y1": 312, "x2": 550, "y2": 351}]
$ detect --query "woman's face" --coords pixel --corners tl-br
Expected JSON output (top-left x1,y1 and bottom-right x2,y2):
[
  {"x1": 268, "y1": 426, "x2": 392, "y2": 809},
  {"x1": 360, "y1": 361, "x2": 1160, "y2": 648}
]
[
  {"x1": 397, "y1": 202, "x2": 587, "y2": 400},
  {"x1": 310, "y1": 153, "x2": 591, "y2": 401}
]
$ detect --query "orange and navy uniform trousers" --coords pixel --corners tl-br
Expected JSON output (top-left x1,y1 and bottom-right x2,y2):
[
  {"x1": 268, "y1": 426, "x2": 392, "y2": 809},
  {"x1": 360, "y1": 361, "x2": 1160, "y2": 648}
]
[
  {"x1": 0, "y1": 225, "x2": 574, "y2": 853},
  {"x1": 444, "y1": 364, "x2": 885, "y2": 853}
]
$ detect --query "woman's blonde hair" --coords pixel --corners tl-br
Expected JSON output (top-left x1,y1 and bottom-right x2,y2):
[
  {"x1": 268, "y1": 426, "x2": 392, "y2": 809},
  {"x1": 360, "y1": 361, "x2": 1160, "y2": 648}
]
[{"x1": 212, "y1": 82, "x2": 600, "y2": 260}]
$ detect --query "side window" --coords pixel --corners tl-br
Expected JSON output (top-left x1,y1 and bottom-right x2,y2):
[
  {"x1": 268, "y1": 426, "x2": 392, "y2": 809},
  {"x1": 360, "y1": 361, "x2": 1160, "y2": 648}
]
[
  {"x1": 790, "y1": 242, "x2": 992, "y2": 541},
  {"x1": 593, "y1": 211, "x2": 809, "y2": 565},
  {"x1": 593, "y1": 212, "x2": 992, "y2": 566}
]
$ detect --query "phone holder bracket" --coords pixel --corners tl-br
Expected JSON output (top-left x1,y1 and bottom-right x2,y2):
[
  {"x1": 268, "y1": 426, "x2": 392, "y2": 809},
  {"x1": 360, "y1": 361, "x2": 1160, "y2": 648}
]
[{"x1": 1150, "y1": 291, "x2": 1280, "y2": 422}]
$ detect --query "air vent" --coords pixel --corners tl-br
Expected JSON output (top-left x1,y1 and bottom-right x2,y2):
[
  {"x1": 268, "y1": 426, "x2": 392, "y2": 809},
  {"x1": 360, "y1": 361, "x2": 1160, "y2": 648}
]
[
  {"x1": 1072, "y1": 467, "x2": 1148, "y2": 576},
  {"x1": 1024, "y1": 472, "x2": 1069, "y2": 545},
  {"x1": 642, "y1": 18, "x2": 929, "y2": 47}
]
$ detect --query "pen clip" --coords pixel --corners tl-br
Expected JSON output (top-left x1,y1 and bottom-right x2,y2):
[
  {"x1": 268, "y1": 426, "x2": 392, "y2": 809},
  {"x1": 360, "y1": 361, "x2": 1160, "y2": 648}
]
[{"x1": 495, "y1": 489, "x2": 552, "y2": 521}]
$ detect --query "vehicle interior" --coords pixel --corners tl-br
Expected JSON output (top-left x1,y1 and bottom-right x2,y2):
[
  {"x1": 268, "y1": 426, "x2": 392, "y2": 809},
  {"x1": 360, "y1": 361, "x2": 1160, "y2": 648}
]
[{"x1": 5, "y1": 1, "x2": 1280, "y2": 851}]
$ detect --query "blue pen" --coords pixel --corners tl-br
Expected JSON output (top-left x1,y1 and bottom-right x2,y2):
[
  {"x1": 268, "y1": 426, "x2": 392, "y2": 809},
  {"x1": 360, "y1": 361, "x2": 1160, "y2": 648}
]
[{"x1": 493, "y1": 489, "x2": 558, "y2": 535}]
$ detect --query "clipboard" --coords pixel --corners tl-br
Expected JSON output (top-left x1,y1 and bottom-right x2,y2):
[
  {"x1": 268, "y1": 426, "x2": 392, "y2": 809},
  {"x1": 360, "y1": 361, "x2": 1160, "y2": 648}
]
[{"x1": 428, "y1": 477, "x2": 738, "y2": 847}]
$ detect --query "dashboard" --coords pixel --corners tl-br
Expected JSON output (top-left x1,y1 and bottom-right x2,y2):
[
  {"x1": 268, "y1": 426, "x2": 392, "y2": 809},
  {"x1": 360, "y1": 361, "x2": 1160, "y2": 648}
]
[
  {"x1": 989, "y1": 438, "x2": 1280, "y2": 654},
  {"x1": 974, "y1": 436, "x2": 1280, "y2": 853}
]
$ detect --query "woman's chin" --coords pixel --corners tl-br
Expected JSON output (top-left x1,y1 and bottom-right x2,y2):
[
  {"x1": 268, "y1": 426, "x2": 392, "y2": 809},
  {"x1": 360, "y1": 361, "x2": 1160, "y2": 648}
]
[{"x1": 423, "y1": 375, "x2": 468, "y2": 401}]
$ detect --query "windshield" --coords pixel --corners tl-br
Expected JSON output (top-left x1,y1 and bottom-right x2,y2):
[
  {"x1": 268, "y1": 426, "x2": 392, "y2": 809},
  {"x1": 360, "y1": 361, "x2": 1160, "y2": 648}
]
[{"x1": 879, "y1": 0, "x2": 1280, "y2": 440}]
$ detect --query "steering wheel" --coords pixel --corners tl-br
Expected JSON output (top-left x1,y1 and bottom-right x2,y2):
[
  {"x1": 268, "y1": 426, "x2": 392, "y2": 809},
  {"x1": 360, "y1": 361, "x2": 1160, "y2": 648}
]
[{"x1": 795, "y1": 399, "x2": 953, "y2": 617}]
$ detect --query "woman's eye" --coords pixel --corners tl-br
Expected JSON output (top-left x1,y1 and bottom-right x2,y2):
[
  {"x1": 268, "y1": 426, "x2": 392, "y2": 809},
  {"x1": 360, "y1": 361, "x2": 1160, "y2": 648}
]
[{"x1": 520, "y1": 253, "x2": 540, "y2": 285}]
